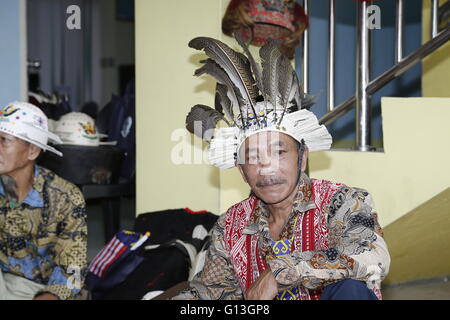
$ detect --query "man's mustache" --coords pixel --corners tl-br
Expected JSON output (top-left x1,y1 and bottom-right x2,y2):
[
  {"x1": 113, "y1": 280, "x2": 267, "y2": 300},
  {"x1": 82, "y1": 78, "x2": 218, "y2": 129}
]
[{"x1": 256, "y1": 177, "x2": 287, "y2": 188}]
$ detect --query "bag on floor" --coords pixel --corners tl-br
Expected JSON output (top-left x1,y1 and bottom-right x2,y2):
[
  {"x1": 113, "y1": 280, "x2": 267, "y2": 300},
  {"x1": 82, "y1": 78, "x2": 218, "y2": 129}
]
[
  {"x1": 85, "y1": 230, "x2": 149, "y2": 300},
  {"x1": 98, "y1": 208, "x2": 218, "y2": 300}
]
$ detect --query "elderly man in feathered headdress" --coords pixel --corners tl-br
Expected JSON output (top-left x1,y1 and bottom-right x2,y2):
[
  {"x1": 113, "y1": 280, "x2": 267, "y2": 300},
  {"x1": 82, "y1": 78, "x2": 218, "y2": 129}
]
[{"x1": 174, "y1": 33, "x2": 391, "y2": 300}]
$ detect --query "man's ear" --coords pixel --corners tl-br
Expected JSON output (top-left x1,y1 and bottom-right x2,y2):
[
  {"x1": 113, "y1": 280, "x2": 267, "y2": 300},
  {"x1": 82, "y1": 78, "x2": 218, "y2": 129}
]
[
  {"x1": 237, "y1": 164, "x2": 249, "y2": 184},
  {"x1": 301, "y1": 146, "x2": 309, "y2": 172},
  {"x1": 27, "y1": 144, "x2": 42, "y2": 161}
]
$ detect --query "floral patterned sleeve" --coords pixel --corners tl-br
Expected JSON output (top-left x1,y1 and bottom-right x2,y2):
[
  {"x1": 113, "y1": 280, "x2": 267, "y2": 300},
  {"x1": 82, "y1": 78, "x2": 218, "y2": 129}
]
[
  {"x1": 267, "y1": 187, "x2": 391, "y2": 292},
  {"x1": 173, "y1": 214, "x2": 243, "y2": 300}
]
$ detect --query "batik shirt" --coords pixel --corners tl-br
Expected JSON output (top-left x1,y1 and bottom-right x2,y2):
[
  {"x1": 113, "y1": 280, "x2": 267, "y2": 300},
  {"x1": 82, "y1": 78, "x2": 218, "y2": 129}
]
[
  {"x1": 0, "y1": 166, "x2": 87, "y2": 300},
  {"x1": 175, "y1": 174, "x2": 390, "y2": 300}
]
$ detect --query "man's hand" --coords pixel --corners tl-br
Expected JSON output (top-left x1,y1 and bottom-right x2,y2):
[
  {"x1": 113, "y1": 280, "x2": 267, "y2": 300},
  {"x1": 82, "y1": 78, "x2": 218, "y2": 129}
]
[
  {"x1": 33, "y1": 293, "x2": 60, "y2": 300},
  {"x1": 245, "y1": 267, "x2": 278, "y2": 300}
]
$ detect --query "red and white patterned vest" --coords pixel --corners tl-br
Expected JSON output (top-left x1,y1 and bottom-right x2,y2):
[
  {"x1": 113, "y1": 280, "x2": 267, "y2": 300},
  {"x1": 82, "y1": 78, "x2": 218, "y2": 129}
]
[{"x1": 223, "y1": 178, "x2": 344, "y2": 300}]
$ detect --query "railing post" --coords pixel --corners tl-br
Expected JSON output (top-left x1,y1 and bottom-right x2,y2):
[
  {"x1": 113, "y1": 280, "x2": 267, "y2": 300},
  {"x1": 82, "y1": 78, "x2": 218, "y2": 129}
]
[
  {"x1": 327, "y1": 0, "x2": 336, "y2": 111},
  {"x1": 320, "y1": 26, "x2": 450, "y2": 127},
  {"x1": 355, "y1": 0, "x2": 372, "y2": 151},
  {"x1": 302, "y1": 0, "x2": 309, "y2": 93},
  {"x1": 395, "y1": 0, "x2": 404, "y2": 63},
  {"x1": 431, "y1": 0, "x2": 439, "y2": 38}
]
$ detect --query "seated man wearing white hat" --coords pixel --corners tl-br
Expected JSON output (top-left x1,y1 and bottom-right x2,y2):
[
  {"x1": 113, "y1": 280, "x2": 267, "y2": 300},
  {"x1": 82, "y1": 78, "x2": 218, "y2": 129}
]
[
  {"x1": 174, "y1": 36, "x2": 390, "y2": 300},
  {"x1": 0, "y1": 102, "x2": 87, "y2": 300}
]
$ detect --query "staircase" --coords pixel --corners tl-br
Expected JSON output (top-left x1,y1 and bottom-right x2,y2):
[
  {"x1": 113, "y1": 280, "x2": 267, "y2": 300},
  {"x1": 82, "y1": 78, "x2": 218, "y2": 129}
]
[{"x1": 304, "y1": 0, "x2": 450, "y2": 299}]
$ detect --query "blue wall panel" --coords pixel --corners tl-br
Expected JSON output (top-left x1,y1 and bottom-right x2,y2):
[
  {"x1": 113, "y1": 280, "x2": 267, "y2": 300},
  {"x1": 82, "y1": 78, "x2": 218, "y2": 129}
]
[
  {"x1": 0, "y1": 0, "x2": 25, "y2": 106},
  {"x1": 296, "y1": 0, "x2": 422, "y2": 144}
]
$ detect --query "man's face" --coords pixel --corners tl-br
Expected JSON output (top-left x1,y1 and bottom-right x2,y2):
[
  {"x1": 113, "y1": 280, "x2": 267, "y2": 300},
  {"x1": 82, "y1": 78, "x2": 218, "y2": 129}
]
[
  {"x1": 237, "y1": 131, "x2": 307, "y2": 205},
  {"x1": 0, "y1": 132, "x2": 35, "y2": 175}
]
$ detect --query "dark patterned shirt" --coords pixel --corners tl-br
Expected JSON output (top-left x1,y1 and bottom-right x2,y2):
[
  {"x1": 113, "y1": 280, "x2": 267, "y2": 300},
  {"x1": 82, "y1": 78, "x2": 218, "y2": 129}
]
[{"x1": 0, "y1": 166, "x2": 87, "y2": 300}]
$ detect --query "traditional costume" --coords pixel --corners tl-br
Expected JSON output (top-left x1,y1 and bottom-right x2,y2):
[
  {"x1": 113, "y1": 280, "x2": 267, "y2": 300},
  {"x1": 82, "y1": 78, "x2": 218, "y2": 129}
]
[{"x1": 177, "y1": 34, "x2": 390, "y2": 300}]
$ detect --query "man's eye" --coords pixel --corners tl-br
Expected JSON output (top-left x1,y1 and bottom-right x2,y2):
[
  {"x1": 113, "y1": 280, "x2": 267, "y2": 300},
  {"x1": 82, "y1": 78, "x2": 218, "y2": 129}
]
[{"x1": 1, "y1": 137, "x2": 14, "y2": 144}]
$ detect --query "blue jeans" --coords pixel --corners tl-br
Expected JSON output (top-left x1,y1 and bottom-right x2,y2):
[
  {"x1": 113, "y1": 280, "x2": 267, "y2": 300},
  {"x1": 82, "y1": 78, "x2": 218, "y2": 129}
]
[{"x1": 320, "y1": 279, "x2": 378, "y2": 300}]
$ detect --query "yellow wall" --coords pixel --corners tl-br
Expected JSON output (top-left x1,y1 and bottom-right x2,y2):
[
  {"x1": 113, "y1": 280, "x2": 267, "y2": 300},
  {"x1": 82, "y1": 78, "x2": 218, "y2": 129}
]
[
  {"x1": 135, "y1": 0, "x2": 226, "y2": 215},
  {"x1": 383, "y1": 187, "x2": 450, "y2": 285},
  {"x1": 136, "y1": 0, "x2": 270, "y2": 216},
  {"x1": 309, "y1": 97, "x2": 450, "y2": 228},
  {"x1": 218, "y1": 98, "x2": 450, "y2": 228},
  {"x1": 135, "y1": 1, "x2": 450, "y2": 222},
  {"x1": 134, "y1": 2, "x2": 450, "y2": 285},
  {"x1": 422, "y1": 0, "x2": 450, "y2": 97}
]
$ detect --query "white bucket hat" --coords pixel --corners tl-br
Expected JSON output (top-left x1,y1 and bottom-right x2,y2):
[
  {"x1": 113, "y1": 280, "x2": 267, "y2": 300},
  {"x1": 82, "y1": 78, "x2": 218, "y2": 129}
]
[
  {"x1": 53, "y1": 112, "x2": 100, "y2": 147},
  {"x1": 0, "y1": 101, "x2": 63, "y2": 157}
]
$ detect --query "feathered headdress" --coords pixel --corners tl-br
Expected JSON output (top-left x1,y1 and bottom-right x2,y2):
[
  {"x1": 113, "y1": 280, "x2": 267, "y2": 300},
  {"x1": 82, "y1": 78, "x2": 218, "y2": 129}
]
[{"x1": 186, "y1": 34, "x2": 332, "y2": 169}]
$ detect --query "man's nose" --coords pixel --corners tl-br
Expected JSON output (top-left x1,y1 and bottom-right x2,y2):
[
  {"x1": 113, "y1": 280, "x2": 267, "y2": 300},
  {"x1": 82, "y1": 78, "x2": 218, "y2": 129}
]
[{"x1": 257, "y1": 154, "x2": 280, "y2": 176}]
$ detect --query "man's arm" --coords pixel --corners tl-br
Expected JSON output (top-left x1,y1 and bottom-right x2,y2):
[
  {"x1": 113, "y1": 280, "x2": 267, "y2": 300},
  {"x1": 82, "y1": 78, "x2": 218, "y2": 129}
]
[
  {"x1": 267, "y1": 187, "x2": 391, "y2": 291},
  {"x1": 173, "y1": 214, "x2": 243, "y2": 300},
  {"x1": 36, "y1": 187, "x2": 88, "y2": 300}
]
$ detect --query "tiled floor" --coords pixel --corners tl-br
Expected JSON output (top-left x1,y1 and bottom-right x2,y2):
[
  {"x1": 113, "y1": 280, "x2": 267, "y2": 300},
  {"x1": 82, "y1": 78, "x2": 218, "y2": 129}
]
[{"x1": 382, "y1": 278, "x2": 450, "y2": 300}]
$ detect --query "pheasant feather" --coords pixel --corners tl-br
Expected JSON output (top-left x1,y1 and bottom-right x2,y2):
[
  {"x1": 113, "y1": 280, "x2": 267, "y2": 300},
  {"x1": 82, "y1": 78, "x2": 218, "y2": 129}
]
[
  {"x1": 195, "y1": 59, "x2": 245, "y2": 127},
  {"x1": 186, "y1": 104, "x2": 228, "y2": 142},
  {"x1": 189, "y1": 37, "x2": 260, "y2": 126},
  {"x1": 215, "y1": 83, "x2": 235, "y2": 126},
  {"x1": 259, "y1": 39, "x2": 283, "y2": 121}
]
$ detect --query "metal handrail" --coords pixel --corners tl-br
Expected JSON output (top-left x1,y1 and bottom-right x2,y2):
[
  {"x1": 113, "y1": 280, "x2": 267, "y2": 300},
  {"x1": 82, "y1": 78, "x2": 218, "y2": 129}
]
[
  {"x1": 320, "y1": 25, "x2": 450, "y2": 127},
  {"x1": 301, "y1": 0, "x2": 450, "y2": 150}
]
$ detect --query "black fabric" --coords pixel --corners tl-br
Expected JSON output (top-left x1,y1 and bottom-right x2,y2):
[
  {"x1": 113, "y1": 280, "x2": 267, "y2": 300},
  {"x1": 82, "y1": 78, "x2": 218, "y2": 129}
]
[
  {"x1": 94, "y1": 209, "x2": 218, "y2": 300},
  {"x1": 99, "y1": 244, "x2": 190, "y2": 300},
  {"x1": 96, "y1": 102, "x2": 113, "y2": 135},
  {"x1": 134, "y1": 208, "x2": 219, "y2": 251},
  {"x1": 106, "y1": 80, "x2": 135, "y2": 180},
  {"x1": 34, "y1": 100, "x2": 71, "y2": 121},
  {"x1": 81, "y1": 101, "x2": 99, "y2": 120}
]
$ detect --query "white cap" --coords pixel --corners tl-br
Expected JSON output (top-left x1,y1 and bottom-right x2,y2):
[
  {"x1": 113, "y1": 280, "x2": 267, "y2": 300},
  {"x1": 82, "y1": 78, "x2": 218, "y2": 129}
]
[
  {"x1": 0, "y1": 101, "x2": 63, "y2": 157},
  {"x1": 53, "y1": 112, "x2": 100, "y2": 147}
]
